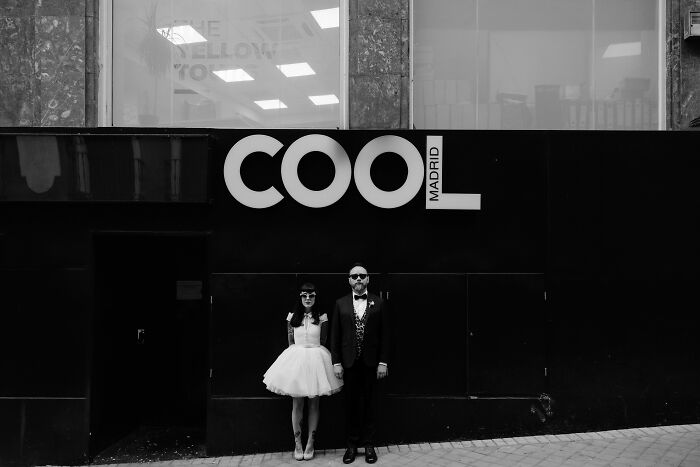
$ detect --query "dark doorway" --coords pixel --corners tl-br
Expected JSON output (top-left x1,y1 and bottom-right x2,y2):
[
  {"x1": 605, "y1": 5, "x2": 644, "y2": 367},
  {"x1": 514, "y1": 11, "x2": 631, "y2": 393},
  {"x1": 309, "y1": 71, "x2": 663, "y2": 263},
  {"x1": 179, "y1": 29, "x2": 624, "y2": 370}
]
[
  {"x1": 467, "y1": 273, "x2": 546, "y2": 396},
  {"x1": 90, "y1": 233, "x2": 208, "y2": 462}
]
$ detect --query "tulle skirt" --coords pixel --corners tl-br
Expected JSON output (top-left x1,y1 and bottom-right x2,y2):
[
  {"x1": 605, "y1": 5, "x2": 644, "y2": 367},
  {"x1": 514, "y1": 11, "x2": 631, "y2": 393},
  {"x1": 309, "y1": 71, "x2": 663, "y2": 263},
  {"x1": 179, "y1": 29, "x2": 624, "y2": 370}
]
[{"x1": 263, "y1": 344, "x2": 343, "y2": 397}]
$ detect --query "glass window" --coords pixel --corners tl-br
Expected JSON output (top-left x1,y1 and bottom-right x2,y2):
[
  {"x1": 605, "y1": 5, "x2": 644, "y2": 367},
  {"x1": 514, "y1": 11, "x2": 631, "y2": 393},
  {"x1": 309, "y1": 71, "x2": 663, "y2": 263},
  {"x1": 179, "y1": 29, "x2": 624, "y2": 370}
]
[
  {"x1": 413, "y1": 0, "x2": 660, "y2": 130},
  {"x1": 112, "y1": 0, "x2": 343, "y2": 128}
]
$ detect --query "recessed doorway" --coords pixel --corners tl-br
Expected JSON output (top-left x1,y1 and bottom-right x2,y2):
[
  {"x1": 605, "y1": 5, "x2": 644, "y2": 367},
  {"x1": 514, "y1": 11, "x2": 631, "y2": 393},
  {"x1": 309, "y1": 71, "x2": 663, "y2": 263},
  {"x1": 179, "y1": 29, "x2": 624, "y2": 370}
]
[{"x1": 90, "y1": 233, "x2": 208, "y2": 462}]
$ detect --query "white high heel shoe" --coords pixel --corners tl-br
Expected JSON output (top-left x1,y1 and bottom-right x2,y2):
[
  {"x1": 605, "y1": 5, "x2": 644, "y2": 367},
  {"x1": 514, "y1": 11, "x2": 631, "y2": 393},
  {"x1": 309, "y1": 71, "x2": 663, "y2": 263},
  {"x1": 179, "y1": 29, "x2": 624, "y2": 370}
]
[
  {"x1": 294, "y1": 433, "x2": 304, "y2": 461},
  {"x1": 303, "y1": 435, "x2": 315, "y2": 460}
]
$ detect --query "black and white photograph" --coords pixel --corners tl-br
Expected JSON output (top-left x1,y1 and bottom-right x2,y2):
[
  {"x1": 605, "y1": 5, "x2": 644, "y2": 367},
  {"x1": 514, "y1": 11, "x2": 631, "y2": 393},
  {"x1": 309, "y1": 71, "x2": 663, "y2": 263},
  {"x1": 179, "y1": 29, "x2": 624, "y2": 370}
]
[{"x1": 1, "y1": 1, "x2": 699, "y2": 466}]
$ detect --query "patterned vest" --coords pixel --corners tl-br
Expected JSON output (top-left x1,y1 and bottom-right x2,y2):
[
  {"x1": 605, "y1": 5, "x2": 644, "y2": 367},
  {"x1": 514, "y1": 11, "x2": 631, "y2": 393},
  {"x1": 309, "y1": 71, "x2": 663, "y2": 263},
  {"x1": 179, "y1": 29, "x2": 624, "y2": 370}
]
[{"x1": 353, "y1": 309, "x2": 369, "y2": 358}]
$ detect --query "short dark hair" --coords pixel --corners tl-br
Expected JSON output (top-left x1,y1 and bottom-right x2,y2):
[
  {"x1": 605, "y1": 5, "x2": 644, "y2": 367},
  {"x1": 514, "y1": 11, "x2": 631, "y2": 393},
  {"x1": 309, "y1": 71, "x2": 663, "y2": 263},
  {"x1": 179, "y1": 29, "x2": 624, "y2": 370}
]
[{"x1": 348, "y1": 262, "x2": 368, "y2": 274}]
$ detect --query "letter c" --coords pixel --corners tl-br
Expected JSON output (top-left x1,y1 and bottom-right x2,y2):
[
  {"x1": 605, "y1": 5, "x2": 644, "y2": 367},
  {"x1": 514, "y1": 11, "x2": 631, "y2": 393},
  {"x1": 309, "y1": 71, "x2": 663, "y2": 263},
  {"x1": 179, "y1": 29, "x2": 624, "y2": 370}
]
[{"x1": 223, "y1": 134, "x2": 284, "y2": 208}]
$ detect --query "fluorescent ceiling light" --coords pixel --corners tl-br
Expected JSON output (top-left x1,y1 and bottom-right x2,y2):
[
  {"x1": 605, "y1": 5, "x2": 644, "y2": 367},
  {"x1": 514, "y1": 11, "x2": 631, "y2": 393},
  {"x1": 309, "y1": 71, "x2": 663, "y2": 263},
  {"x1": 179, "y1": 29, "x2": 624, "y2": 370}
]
[
  {"x1": 311, "y1": 7, "x2": 340, "y2": 29},
  {"x1": 276, "y1": 62, "x2": 316, "y2": 77},
  {"x1": 603, "y1": 42, "x2": 642, "y2": 59},
  {"x1": 156, "y1": 25, "x2": 207, "y2": 45},
  {"x1": 255, "y1": 99, "x2": 288, "y2": 110},
  {"x1": 213, "y1": 68, "x2": 254, "y2": 82},
  {"x1": 309, "y1": 94, "x2": 339, "y2": 106}
]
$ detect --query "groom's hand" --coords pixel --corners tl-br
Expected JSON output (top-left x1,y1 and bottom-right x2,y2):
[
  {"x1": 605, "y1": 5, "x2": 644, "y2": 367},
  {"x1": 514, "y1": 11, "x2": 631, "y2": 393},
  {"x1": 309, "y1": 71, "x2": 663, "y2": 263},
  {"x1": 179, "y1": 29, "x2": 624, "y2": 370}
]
[
  {"x1": 334, "y1": 364, "x2": 344, "y2": 379},
  {"x1": 377, "y1": 363, "x2": 388, "y2": 379}
]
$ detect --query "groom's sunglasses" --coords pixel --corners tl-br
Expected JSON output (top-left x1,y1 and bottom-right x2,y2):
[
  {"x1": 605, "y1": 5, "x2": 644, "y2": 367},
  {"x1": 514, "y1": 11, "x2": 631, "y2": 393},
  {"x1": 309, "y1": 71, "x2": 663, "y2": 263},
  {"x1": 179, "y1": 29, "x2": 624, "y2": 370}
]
[
  {"x1": 349, "y1": 274, "x2": 368, "y2": 280},
  {"x1": 299, "y1": 292, "x2": 316, "y2": 299}
]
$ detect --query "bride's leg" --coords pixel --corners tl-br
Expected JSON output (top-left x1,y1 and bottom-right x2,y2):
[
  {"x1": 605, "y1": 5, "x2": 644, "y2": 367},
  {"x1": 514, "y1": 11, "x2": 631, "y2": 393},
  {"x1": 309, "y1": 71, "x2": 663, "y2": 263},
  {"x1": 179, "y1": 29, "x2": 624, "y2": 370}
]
[
  {"x1": 292, "y1": 397, "x2": 304, "y2": 460},
  {"x1": 305, "y1": 397, "x2": 319, "y2": 459}
]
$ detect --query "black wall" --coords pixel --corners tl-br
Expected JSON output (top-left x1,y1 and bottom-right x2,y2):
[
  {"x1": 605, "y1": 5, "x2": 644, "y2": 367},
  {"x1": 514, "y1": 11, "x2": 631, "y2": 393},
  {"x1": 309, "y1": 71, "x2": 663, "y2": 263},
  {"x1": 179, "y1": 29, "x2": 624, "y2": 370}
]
[{"x1": 0, "y1": 129, "x2": 698, "y2": 464}]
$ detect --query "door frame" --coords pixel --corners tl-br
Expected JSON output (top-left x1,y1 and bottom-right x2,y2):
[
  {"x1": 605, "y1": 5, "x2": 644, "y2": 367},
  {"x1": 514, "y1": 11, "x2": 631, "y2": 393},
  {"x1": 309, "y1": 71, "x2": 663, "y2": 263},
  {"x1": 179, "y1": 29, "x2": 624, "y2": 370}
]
[{"x1": 87, "y1": 230, "x2": 211, "y2": 458}]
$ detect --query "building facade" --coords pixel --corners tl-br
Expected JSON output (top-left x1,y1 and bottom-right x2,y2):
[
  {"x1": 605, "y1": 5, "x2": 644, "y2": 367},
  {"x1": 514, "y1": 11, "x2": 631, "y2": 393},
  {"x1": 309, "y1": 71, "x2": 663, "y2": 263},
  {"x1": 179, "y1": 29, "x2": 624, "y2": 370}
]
[
  {"x1": 1, "y1": 1, "x2": 700, "y2": 466},
  {"x1": 4, "y1": 0, "x2": 699, "y2": 129}
]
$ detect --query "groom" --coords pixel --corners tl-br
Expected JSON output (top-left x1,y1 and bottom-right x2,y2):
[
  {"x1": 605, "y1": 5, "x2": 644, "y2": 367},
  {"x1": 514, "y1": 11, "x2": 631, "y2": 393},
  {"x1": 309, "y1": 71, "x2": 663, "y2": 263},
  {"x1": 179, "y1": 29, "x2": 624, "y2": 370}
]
[{"x1": 331, "y1": 262, "x2": 390, "y2": 464}]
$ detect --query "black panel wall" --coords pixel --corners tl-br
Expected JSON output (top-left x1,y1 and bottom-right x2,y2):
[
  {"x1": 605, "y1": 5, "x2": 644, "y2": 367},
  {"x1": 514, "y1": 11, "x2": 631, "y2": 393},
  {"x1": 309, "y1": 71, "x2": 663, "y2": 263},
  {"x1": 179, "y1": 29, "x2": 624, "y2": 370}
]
[
  {"x1": 547, "y1": 130, "x2": 700, "y2": 430},
  {"x1": 0, "y1": 128, "x2": 699, "y2": 464},
  {"x1": 0, "y1": 268, "x2": 90, "y2": 466}
]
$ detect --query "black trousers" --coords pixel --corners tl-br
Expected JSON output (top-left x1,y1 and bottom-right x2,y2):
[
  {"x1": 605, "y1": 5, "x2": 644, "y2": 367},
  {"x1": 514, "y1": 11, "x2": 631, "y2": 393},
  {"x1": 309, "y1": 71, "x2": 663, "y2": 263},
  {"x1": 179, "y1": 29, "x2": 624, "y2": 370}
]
[{"x1": 343, "y1": 362, "x2": 379, "y2": 448}]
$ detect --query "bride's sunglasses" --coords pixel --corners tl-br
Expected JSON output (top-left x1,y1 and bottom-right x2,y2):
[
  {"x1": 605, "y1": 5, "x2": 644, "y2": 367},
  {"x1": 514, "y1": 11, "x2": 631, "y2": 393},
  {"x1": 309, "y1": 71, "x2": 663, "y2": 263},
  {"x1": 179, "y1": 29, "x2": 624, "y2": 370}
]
[{"x1": 299, "y1": 292, "x2": 316, "y2": 299}]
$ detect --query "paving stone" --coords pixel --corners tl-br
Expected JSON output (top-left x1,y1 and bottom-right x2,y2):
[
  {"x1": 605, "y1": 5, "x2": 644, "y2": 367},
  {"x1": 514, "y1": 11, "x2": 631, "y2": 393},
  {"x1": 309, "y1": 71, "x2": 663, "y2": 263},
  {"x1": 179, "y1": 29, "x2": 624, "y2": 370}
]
[{"x1": 41, "y1": 425, "x2": 700, "y2": 467}]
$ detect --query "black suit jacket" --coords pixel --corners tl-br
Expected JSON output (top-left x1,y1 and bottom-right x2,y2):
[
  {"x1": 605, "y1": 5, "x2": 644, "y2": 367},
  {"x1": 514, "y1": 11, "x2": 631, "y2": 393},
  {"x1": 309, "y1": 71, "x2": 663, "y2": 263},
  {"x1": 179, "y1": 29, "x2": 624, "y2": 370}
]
[{"x1": 330, "y1": 292, "x2": 391, "y2": 368}]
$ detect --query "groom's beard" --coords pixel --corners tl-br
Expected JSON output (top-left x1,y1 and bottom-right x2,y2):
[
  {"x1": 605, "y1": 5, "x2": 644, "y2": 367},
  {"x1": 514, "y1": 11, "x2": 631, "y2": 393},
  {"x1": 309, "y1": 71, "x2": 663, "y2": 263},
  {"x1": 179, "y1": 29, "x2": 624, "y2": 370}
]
[{"x1": 352, "y1": 283, "x2": 366, "y2": 293}]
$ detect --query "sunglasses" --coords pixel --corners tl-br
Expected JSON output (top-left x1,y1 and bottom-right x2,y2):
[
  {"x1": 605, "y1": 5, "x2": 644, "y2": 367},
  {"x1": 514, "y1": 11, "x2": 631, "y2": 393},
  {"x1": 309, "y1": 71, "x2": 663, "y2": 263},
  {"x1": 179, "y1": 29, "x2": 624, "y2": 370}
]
[
  {"x1": 299, "y1": 292, "x2": 316, "y2": 299},
  {"x1": 349, "y1": 274, "x2": 368, "y2": 280}
]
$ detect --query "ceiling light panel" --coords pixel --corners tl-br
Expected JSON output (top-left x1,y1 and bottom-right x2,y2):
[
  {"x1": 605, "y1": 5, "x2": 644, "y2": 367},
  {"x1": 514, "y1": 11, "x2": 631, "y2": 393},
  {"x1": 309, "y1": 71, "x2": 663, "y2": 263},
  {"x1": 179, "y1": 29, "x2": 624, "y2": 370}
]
[
  {"x1": 309, "y1": 94, "x2": 339, "y2": 105},
  {"x1": 156, "y1": 25, "x2": 207, "y2": 45},
  {"x1": 255, "y1": 99, "x2": 288, "y2": 110},
  {"x1": 311, "y1": 7, "x2": 340, "y2": 29},
  {"x1": 213, "y1": 68, "x2": 254, "y2": 82},
  {"x1": 276, "y1": 62, "x2": 316, "y2": 77},
  {"x1": 603, "y1": 42, "x2": 642, "y2": 59}
]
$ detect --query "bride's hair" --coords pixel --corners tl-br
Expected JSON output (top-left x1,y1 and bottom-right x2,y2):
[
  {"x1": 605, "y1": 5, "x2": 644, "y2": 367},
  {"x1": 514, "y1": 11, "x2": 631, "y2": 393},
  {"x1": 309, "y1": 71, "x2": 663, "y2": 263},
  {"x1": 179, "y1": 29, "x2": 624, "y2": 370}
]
[{"x1": 289, "y1": 282, "x2": 320, "y2": 327}]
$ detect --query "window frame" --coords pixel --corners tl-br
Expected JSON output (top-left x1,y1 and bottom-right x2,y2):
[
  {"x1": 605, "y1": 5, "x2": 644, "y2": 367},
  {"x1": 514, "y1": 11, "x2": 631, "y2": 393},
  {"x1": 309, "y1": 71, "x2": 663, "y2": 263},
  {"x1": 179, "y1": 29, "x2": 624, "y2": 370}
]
[
  {"x1": 409, "y1": 0, "x2": 667, "y2": 130},
  {"x1": 99, "y1": 0, "x2": 349, "y2": 129}
]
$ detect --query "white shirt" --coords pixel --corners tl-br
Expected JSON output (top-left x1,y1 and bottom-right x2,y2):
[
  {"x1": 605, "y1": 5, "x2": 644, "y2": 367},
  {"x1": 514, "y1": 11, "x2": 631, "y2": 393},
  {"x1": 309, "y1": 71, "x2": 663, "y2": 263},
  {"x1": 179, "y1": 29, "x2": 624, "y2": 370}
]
[{"x1": 352, "y1": 290, "x2": 369, "y2": 319}]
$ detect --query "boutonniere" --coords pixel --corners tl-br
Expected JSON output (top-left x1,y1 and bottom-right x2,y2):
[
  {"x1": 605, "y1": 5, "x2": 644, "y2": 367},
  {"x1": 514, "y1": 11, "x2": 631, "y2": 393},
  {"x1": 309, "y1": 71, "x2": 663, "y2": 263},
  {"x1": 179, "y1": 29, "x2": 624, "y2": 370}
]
[{"x1": 369, "y1": 300, "x2": 375, "y2": 308}]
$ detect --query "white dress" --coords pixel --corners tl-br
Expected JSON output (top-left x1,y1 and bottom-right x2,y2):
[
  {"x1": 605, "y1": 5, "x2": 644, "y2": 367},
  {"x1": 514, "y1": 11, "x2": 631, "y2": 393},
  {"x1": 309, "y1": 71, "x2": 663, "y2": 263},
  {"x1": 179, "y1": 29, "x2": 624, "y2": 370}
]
[{"x1": 263, "y1": 312, "x2": 343, "y2": 397}]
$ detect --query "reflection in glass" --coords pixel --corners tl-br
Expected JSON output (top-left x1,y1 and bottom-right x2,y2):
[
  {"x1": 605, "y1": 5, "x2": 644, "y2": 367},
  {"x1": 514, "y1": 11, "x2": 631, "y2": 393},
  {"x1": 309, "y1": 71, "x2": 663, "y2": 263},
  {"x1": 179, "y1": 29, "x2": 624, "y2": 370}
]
[
  {"x1": 593, "y1": 0, "x2": 659, "y2": 130},
  {"x1": 413, "y1": 0, "x2": 659, "y2": 130},
  {"x1": 0, "y1": 135, "x2": 205, "y2": 202},
  {"x1": 413, "y1": 0, "x2": 478, "y2": 130},
  {"x1": 113, "y1": 0, "x2": 342, "y2": 128},
  {"x1": 73, "y1": 136, "x2": 91, "y2": 198}
]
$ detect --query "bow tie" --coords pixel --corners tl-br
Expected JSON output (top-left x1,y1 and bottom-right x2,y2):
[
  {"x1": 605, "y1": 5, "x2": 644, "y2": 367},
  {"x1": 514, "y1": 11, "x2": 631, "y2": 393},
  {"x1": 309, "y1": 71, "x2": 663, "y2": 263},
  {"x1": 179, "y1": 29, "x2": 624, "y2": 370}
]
[{"x1": 354, "y1": 294, "x2": 367, "y2": 300}]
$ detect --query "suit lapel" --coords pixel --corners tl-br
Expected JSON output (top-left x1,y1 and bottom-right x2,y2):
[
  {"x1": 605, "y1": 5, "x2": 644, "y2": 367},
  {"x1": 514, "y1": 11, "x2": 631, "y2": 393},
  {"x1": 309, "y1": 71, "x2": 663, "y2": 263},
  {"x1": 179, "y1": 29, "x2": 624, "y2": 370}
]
[
  {"x1": 368, "y1": 293, "x2": 381, "y2": 319},
  {"x1": 342, "y1": 294, "x2": 355, "y2": 317}
]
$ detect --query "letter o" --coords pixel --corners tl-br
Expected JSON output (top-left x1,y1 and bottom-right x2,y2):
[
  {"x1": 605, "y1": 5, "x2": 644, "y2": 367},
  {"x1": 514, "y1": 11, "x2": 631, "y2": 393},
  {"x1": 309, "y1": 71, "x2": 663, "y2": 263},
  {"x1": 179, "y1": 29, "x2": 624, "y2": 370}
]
[
  {"x1": 190, "y1": 64, "x2": 208, "y2": 81},
  {"x1": 354, "y1": 135, "x2": 424, "y2": 208},
  {"x1": 234, "y1": 42, "x2": 251, "y2": 59},
  {"x1": 223, "y1": 135, "x2": 284, "y2": 208},
  {"x1": 281, "y1": 134, "x2": 351, "y2": 208}
]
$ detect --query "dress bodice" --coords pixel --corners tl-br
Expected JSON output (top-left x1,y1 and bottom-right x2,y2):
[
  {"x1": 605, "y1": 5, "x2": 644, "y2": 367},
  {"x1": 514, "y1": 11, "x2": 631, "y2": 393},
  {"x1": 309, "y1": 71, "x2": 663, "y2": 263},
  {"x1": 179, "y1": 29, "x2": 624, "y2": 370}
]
[{"x1": 287, "y1": 312, "x2": 328, "y2": 346}]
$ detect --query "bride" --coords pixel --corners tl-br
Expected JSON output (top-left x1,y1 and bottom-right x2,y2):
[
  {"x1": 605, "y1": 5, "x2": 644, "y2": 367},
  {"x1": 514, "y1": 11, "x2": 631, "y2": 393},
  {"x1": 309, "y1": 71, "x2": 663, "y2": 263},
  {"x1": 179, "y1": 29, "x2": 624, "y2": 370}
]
[{"x1": 263, "y1": 283, "x2": 343, "y2": 460}]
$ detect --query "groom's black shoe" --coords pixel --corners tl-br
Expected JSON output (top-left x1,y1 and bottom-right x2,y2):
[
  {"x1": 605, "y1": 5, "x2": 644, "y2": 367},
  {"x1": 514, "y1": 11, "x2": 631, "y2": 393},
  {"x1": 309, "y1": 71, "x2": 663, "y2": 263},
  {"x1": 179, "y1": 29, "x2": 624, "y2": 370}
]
[
  {"x1": 343, "y1": 447, "x2": 357, "y2": 464},
  {"x1": 365, "y1": 446, "x2": 377, "y2": 464}
]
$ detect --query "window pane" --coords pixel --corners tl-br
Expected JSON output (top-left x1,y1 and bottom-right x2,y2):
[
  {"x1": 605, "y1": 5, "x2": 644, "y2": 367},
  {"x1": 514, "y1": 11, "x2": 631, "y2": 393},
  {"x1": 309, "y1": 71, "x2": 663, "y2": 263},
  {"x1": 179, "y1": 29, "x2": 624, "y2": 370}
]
[
  {"x1": 593, "y1": 0, "x2": 659, "y2": 129},
  {"x1": 412, "y1": 0, "x2": 660, "y2": 130},
  {"x1": 413, "y1": 0, "x2": 477, "y2": 129},
  {"x1": 113, "y1": 0, "x2": 342, "y2": 128},
  {"x1": 479, "y1": 0, "x2": 593, "y2": 129}
]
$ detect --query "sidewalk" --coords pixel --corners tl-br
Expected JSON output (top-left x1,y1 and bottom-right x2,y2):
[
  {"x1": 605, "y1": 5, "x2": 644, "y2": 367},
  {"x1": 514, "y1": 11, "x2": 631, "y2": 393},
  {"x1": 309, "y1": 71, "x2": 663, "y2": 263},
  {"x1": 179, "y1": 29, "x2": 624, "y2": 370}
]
[{"x1": 48, "y1": 424, "x2": 700, "y2": 467}]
